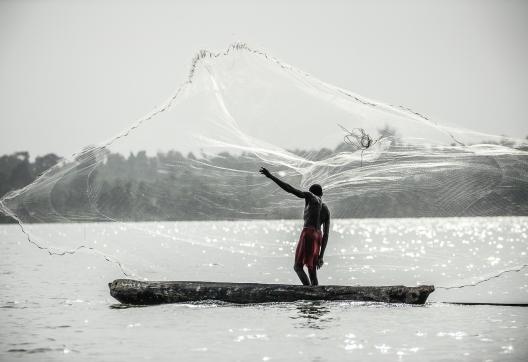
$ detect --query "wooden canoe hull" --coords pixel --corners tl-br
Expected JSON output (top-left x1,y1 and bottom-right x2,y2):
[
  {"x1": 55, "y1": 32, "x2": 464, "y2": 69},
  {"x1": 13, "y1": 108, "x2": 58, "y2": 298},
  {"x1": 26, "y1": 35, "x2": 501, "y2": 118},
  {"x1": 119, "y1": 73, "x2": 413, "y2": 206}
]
[{"x1": 109, "y1": 279, "x2": 434, "y2": 305}]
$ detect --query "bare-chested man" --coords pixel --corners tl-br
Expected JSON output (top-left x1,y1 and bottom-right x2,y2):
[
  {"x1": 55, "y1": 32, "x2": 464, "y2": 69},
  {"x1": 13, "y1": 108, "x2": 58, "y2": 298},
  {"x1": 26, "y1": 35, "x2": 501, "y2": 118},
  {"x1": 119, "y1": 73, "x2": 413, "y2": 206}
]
[{"x1": 259, "y1": 167, "x2": 330, "y2": 286}]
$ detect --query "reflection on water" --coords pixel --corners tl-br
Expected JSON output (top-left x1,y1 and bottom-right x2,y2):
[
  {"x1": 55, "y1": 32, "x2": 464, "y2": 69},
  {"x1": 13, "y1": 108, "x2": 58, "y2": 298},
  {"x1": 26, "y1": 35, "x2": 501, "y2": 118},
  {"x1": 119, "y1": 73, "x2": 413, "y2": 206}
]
[
  {"x1": 2, "y1": 219, "x2": 528, "y2": 361},
  {"x1": 109, "y1": 303, "x2": 149, "y2": 310},
  {"x1": 13, "y1": 217, "x2": 526, "y2": 304},
  {"x1": 291, "y1": 301, "x2": 334, "y2": 329}
]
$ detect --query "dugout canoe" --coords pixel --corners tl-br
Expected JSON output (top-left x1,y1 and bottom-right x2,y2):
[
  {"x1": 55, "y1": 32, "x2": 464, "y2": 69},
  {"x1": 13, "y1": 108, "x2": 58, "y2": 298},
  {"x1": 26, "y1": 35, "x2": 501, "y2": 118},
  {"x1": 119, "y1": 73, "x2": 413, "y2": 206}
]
[{"x1": 109, "y1": 279, "x2": 434, "y2": 305}]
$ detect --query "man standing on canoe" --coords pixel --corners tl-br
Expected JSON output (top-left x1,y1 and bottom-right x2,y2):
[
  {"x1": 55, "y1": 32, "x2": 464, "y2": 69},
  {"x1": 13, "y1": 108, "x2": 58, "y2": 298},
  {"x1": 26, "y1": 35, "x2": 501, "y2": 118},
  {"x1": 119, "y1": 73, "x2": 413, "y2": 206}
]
[{"x1": 259, "y1": 167, "x2": 330, "y2": 286}]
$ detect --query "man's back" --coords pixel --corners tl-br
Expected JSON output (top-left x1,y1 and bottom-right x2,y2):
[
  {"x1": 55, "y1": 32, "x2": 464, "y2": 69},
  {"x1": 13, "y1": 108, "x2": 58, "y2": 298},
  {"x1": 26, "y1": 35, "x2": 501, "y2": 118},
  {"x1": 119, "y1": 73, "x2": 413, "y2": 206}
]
[{"x1": 303, "y1": 192, "x2": 323, "y2": 228}]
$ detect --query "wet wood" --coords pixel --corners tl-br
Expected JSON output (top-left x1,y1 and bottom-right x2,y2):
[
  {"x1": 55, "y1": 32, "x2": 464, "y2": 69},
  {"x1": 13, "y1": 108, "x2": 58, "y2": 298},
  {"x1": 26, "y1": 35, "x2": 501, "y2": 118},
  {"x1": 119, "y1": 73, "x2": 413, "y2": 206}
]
[{"x1": 109, "y1": 279, "x2": 434, "y2": 305}]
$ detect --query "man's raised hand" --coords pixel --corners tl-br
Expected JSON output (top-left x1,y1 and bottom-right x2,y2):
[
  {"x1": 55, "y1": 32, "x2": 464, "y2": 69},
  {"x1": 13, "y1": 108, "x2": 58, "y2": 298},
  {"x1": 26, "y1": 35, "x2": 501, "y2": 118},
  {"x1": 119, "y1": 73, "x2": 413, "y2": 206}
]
[{"x1": 259, "y1": 167, "x2": 271, "y2": 178}]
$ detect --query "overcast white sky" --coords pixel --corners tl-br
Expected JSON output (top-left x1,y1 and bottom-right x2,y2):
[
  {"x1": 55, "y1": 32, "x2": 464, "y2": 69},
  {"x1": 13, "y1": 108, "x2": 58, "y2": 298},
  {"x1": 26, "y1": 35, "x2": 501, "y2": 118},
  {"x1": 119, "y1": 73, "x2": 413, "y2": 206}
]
[{"x1": 1, "y1": 0, "x2": 527, "y2": 158}]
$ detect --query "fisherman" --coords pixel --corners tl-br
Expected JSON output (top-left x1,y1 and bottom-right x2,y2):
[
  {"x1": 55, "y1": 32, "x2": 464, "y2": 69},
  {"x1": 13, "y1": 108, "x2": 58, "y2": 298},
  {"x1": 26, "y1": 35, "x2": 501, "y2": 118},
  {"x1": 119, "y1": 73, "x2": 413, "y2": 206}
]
[{"x1": 259, "y1": 167, "x2": 330, "y2": 286}]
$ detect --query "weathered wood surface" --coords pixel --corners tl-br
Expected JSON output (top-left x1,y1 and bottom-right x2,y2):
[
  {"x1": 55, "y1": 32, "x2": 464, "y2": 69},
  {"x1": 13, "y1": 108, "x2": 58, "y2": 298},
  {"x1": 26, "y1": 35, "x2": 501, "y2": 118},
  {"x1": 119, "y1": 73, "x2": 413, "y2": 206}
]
[{"x1": 109, "y1": 279, "x2": 434, "y2": 305}]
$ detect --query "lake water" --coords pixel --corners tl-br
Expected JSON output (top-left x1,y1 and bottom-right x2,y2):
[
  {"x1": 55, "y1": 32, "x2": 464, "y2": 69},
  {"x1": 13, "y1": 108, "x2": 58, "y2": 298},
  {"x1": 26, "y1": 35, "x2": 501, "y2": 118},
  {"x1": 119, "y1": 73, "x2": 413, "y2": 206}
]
[{"x1": 1, "y1": 217, "x2": 527, "y2": 361}]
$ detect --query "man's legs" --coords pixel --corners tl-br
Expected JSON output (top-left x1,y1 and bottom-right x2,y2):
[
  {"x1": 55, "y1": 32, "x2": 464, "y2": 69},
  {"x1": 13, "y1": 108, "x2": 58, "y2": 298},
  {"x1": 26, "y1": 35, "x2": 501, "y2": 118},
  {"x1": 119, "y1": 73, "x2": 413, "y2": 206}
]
[
  {"x1": 308, "y1": 267, "x2": 318, "y2": 286},
  {"x1": 294, "y1": 263, "x2": 310, "y2": 285}
]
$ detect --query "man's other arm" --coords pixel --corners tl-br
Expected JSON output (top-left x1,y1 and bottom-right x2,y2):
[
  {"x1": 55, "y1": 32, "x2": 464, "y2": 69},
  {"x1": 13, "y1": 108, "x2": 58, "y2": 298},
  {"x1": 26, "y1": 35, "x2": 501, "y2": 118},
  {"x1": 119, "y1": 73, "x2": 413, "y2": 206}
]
[{"x1": 318, "y1": 206, "x2": 330, "y2": 269}]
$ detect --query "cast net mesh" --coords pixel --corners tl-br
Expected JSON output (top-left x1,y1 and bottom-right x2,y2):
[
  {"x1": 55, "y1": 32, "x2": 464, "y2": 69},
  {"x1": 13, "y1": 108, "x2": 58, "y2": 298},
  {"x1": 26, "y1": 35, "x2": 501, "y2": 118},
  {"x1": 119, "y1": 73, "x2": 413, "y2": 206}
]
[{"x1": 1, "y1": 44, "x2": 527, "y2": 303}]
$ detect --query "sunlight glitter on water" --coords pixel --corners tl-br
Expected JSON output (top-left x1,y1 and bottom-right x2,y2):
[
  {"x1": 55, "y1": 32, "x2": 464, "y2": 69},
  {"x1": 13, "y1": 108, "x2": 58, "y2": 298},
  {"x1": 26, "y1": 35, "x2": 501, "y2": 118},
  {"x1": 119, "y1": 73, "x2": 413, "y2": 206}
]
[{"x1": 1, "y1": 217, "x2": 528, "y2": 361}]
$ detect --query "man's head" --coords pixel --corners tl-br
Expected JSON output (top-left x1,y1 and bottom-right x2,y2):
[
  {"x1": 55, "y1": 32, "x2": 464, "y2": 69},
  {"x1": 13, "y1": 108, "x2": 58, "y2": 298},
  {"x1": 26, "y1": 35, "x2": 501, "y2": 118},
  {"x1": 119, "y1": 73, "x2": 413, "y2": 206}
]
[{"x1": 309, "y1": 184, "x2": 323, "y2": 197}]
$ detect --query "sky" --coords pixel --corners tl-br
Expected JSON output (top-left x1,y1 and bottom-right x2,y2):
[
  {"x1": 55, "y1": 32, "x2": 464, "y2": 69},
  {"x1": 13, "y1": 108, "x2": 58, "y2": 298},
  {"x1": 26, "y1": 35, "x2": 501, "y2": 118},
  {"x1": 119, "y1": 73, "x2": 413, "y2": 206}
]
[{"x1": 0, "y1": 0, "x2": 527, "y2": 158}]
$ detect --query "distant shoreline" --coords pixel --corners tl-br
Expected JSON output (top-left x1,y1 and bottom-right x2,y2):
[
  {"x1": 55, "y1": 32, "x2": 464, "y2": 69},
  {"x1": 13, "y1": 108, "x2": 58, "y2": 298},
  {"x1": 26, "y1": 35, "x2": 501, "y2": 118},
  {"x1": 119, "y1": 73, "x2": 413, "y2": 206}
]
[{"x1": 2, "y1": 147, "x2": 527, "y2": 224}]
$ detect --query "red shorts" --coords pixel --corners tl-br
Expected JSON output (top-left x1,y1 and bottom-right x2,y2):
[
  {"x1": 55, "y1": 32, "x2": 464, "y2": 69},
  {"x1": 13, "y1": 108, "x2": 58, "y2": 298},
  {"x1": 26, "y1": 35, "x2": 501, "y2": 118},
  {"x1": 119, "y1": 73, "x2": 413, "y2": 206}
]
[{"x1": 295, "y1": 227, "x2": 322, "y2": 270}]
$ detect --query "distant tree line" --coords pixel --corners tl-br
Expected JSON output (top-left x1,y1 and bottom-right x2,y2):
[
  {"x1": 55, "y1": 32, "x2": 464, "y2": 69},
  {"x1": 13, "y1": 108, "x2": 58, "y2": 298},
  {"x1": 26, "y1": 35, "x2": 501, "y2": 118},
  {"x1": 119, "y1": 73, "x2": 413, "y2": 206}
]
[
  {"x1": 1, "y1": 135, "x2": 527, "y2": 224},
  {"x1": 0, "y1": 152, "x2": 61, "y2": 223}
]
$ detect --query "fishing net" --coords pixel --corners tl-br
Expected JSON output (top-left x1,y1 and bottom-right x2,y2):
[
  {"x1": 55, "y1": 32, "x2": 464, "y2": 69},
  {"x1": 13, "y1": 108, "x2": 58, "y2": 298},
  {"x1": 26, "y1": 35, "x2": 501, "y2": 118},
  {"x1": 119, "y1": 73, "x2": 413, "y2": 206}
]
[{"x1": 1, "y1": 43, "x2": 527, "y2": 303}]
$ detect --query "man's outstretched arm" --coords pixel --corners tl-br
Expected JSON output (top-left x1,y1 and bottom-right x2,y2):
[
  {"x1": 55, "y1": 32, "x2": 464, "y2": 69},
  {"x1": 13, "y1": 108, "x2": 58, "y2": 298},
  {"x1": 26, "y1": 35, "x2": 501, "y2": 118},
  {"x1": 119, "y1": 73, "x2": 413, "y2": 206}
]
[{"x1": 259, "y1": 167, "x2": 305, "y2": 199}]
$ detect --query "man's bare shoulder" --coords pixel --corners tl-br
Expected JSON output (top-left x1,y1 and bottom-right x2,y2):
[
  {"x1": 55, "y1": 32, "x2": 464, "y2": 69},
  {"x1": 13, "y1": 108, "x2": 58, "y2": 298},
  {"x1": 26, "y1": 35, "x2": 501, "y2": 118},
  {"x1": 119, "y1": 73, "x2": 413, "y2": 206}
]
[{"x1": 303, "y1": 191, "x2": 322, "y2": 203}]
